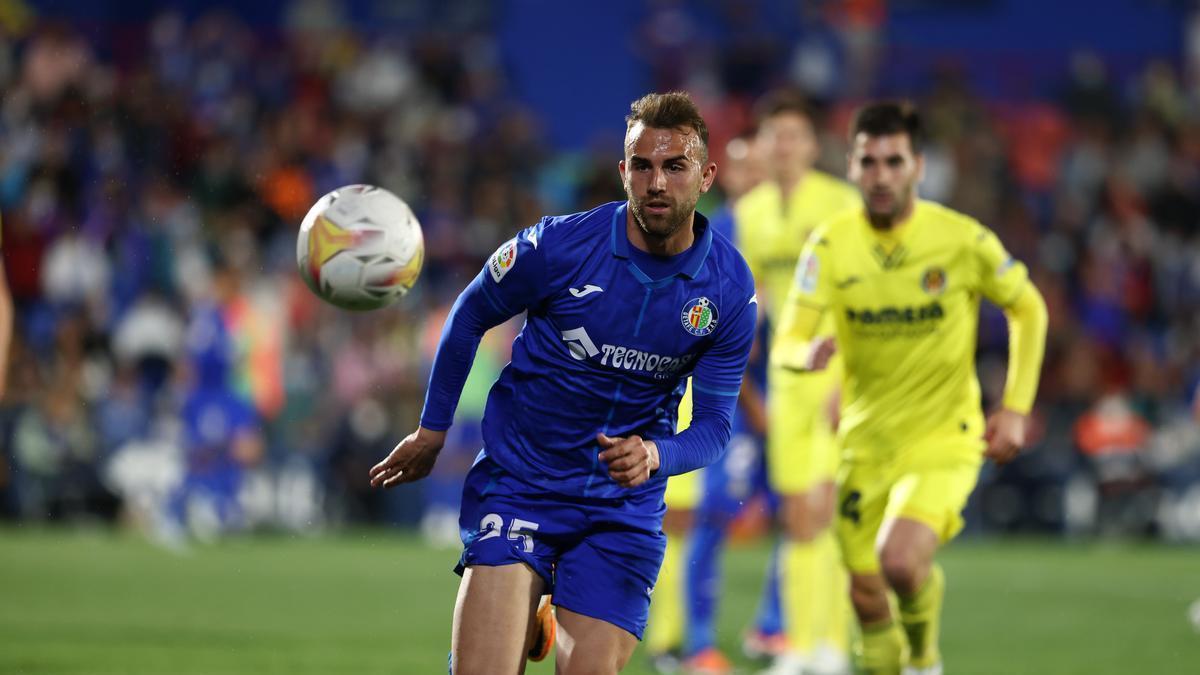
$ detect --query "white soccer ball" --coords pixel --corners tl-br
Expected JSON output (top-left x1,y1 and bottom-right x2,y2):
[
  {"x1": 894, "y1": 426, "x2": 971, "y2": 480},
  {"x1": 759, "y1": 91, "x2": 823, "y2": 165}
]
[{"x1": 296, "y1": 185, "x2": 424, "y2": 311}]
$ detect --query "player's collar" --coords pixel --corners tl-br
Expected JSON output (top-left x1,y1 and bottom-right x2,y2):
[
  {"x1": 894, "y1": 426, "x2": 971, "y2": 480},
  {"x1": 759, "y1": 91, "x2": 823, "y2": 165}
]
[{"x1": 611, "y1": 202, "x2": 713, "y2": 280}]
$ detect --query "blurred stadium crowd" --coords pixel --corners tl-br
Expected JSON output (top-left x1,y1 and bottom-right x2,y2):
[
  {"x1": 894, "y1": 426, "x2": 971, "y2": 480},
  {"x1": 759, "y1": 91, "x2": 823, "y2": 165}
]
[{"x1": 2, "y1": 1, "x2": 1200, "y2": 543}]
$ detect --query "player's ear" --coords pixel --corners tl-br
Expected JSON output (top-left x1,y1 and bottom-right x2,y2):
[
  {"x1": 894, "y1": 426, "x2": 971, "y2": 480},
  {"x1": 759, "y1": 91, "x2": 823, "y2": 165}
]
[
  {"x1": 700, "y1": 161, "x2": 717, "y2": 194},
  {"x1": 914, "y1": 152, "x2": 926, "y2": 184},
  {"x1": 618, "y1": 159, "x2": 627, "y2": 184}
]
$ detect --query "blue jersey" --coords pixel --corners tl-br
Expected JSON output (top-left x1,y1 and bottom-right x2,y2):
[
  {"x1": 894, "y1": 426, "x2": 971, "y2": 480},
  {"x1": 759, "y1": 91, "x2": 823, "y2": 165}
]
[{"x1": 421, "y1": 201, "x2": 757, "y2": 499}]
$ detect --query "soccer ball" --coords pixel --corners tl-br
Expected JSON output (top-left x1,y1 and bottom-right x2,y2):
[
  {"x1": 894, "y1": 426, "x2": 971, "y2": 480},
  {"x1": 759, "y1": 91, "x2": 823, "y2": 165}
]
[{"x1": 296, "y1": 185, "x2": 424, "y2": 311}]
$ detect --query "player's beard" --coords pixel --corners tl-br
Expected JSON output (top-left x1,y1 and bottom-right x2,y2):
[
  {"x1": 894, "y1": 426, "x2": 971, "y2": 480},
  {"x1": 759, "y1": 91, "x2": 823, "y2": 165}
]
[
  {"x1": 865, "y1": 183, "x2": 913, "y2": 230},
  {"x1": 628, "y1": 193, "x2": 696, "y2": 241}
]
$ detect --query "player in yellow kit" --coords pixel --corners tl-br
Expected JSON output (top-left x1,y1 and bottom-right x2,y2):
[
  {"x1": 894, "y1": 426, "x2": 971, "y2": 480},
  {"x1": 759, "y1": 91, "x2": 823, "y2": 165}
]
[
  {"x1": 773, "y1": 102, "x2": 1048, "y2": 675},
  {"x1": 737, "y1": 91, "x2": 858, "y2": 674}
]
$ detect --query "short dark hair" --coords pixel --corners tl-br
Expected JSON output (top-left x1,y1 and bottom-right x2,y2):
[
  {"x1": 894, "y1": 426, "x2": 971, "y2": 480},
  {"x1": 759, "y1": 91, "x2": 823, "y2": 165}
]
[
  {"x1": 626, "y1": 92, "x2": 709, "y2": 160},
  {"x1": 850, "y1": 101, "x2": 924, "y2": 153},
  {"x1": 753, "y1": 89, "x2": 816, "y2": 127}
]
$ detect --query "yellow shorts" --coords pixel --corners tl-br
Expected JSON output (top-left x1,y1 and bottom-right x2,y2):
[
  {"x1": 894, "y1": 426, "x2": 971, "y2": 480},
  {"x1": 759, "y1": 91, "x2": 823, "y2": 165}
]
[
  {"x1": 766, "y1": 365, "x2": 840, "y2": 496},
  {"x1": 835, "y1": 447, "x2": 981, "y2": 575}
]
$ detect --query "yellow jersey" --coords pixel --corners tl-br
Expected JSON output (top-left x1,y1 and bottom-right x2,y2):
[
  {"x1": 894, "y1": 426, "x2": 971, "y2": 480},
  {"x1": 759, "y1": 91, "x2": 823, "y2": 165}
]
[
  {"x1": 735, "y1": 170, "x2": 859, "y2": 329},
  {"x1": 782, "y1": 200, "x2": 1030, "y2": 462}
]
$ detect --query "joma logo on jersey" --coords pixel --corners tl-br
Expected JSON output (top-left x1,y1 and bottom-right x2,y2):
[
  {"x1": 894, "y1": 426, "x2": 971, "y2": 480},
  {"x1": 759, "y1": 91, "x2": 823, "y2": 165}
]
[
  {"x1": 845, "y1": 301, "x2": 945, "y2": 325},
  {"x1": 681, "y1": 297, "x2": 717, "y2": 336}
]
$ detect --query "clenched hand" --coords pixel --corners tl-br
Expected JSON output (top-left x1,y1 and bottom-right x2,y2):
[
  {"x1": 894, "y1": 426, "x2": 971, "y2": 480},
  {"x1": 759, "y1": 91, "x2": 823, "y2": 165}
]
[
  {"x1": 983, "y1": 408, "x2": 1028, "y2": 465},
  {"x1": 597, "y1": 433, "x2": 660, "y2": 488}
]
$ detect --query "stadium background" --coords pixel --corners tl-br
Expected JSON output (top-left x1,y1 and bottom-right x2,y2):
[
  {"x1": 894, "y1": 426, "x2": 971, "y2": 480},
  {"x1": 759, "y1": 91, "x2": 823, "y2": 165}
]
[{"x1": 1, "y1": 0, "x2": 1199, "y2": 673}]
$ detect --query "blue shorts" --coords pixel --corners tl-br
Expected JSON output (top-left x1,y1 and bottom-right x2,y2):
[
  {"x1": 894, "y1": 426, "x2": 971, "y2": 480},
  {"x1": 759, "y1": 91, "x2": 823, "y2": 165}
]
[{"x1": 456, "y1": 452, "x2": 667, "y2": 639}]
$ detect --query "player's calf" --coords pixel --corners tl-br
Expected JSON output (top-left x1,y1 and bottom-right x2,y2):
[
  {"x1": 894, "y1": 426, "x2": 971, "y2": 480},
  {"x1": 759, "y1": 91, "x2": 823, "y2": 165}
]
[
  {"x1": 527, "y1": 595, "x2": 556, "y2": 662},
  {"x1": 849, "y1": 573, "x2": 891, "y2": 624}
]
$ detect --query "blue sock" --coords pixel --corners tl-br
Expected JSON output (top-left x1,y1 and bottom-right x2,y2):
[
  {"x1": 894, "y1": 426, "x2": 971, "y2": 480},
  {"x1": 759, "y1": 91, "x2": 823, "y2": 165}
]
[
  {"x1": 753, "y1": 539, "x2": 784, "y2": 636},
  {"x1": 684, "y1": 517, "x2": 726, "y2": 655}
]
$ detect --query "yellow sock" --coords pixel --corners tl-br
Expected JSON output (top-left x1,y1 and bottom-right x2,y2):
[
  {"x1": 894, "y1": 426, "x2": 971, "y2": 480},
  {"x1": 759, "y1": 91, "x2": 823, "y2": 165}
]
[
  {"x1": 855, "y1": 618, "x2": 907, "y2": 675},
  {"x1": 899, "y1": 562, "x2": 944, "y2": 668},
  {"x1": 814, "y1": 531, "x2": 851, "y2": 654},
  {"x1": 782, "y1": 537, "x2": 821, "y2": 656},
  {"x1": 646, "y1": 532, "x2": 685, "y2": 653}
]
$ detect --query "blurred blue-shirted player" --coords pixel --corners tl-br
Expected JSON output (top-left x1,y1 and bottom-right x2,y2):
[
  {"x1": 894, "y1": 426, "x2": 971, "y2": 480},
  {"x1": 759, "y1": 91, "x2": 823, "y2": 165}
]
[
  {"x1": 168, "y1": 273, "x2": 263, "y2": 540},
  {"x1": 369, "y1": 92, "x2": 758, "y2": 674}
]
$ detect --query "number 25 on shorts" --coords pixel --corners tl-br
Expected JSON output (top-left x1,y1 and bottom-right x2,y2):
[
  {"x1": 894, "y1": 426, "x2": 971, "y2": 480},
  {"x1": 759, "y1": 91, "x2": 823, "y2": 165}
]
[{"x1": 479, "y1": 513, "x2": 541, "y2": 552}]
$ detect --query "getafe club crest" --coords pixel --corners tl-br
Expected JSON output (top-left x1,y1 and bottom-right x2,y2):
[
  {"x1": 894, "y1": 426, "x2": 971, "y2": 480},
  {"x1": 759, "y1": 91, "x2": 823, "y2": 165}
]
[
  {"x1": 681, "y1": 297, "x2": 718, "y2": 336},
  {"x1": 921, "y1": 266, "x2": 947, "y2": 296}
]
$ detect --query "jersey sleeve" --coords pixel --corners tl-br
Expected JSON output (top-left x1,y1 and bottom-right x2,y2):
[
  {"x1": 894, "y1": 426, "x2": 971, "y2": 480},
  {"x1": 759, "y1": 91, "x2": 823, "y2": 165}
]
[
  {"x1": 972, "y1": 225, "x2": 1028, "y2": 307},
  {"x1": 771, "y1": 228, "x2": 832, "y2": 369},
  {"x1": 419, "y1": 221, "x2": 552, "y2": 431},
  {"x1": 655, "y1": 284, "x2": 757, "y2": 477},
  {"x1": 476, "y1": 220, "x2": 555, "y2": 315},
  {"x1": 789, "y1": 228, "x2": 834, "y2": 310}
]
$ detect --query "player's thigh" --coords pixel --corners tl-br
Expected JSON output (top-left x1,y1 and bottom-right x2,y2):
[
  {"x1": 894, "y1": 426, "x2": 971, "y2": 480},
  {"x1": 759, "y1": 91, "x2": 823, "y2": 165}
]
[
  {"x1": 833, "y1": 460, "x2": 890, "y2": 575},
  {"x1": 553, "y1": 524, "x2": 666, "y2": 644},
  {"x1": 452, "y1": 563, "x2": 545, "y2": 675},
  {"x1": 554, "y1": 605, "x2": 640, "y2": 675},
  {"x1": 767, "y1": 369, "x2": 840, "y2": 498},
  {"x1": 882, "y1": 459, "x2": 981, "y2": 546}
]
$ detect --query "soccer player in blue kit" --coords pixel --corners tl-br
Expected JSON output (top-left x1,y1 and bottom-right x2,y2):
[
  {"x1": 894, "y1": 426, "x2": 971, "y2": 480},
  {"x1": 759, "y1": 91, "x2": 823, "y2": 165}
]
[{"x1": 369, "y1": 92, "x2": 758, "y2": 674}]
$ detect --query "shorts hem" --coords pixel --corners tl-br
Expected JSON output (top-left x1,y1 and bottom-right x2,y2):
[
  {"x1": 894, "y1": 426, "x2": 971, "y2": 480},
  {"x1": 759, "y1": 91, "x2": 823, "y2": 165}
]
[
  {"x1": 454, "y1": 559, "x2": 554, "y2": 590},
  {"x1": 893, "y1": 506, "x2": 958, "y2": 543}
]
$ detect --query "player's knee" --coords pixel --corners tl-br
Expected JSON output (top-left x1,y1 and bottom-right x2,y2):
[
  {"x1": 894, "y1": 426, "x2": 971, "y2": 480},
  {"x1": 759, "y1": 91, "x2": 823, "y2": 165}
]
[
  {"x1": 560, "y1": 647, "x2": 628, "y2": 675},
  {"x1": 781, "y1": 493, "x2": 830, "y2": 541},
  {"x1": 879, "y1": 546, "x2": 923, "y2": 596}
]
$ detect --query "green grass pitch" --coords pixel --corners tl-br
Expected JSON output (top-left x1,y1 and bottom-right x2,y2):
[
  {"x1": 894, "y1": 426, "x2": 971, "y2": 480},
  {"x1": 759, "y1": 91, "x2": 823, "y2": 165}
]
[{"x1": 2, "y1": 528, "x2": 1198, "y2": 674}]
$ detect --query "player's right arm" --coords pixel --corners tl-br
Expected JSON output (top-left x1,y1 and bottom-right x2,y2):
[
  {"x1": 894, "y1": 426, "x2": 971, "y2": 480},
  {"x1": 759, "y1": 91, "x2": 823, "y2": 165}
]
[
  {"x1": 771, "y1": 230, "x2": 835, "y2": 373},
  {"x1": 371, "y1": 223, "x2": 551, "y2": 488},
  {"x1": 973, "y1": 226, "x2": 1049, "y2": 464}
]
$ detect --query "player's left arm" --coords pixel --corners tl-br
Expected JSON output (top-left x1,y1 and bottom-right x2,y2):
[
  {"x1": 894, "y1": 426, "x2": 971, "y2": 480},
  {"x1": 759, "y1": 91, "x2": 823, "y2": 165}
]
[
  {"x1": 975, "y1": 227, "x2": 1049, "y2": 464},
  {"x1": 600, "y1": 289, "x2": 757, "y2": 487},
  {"x1": 650, "y1": 285, "x2": 758, "y2": 480}
]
